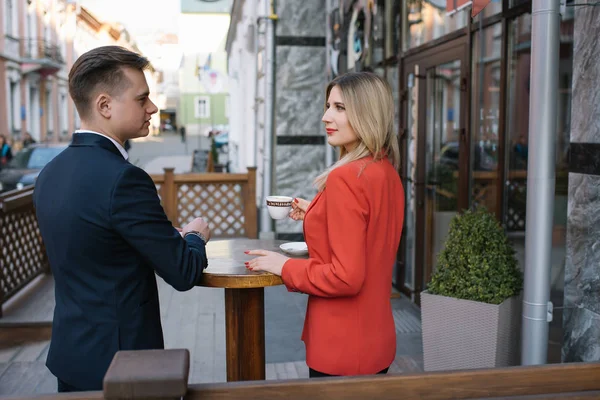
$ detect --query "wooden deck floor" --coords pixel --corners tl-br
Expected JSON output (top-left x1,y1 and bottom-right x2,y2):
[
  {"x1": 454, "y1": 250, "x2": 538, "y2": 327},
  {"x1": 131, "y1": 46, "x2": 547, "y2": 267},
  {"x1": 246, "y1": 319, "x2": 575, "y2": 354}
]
[{"x1": 0, "y1": 274, "x2": 423, "y2": 397}]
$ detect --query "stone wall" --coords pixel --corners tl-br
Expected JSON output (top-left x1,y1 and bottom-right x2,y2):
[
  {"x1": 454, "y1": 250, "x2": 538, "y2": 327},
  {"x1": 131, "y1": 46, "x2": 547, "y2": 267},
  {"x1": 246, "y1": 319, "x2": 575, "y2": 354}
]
[
  {"x1": 563, "y1": 7, "x2": 600, "y2": 363},
  {"x1": 273, "y1": 0, "x2": 328, "y2": 237}
]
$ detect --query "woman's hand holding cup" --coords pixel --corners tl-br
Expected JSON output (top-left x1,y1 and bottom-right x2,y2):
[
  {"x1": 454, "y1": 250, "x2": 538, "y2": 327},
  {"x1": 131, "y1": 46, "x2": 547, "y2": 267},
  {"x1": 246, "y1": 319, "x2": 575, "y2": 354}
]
[{"x1": 289, "y1": 198, "x2": 310, "y2": 221}]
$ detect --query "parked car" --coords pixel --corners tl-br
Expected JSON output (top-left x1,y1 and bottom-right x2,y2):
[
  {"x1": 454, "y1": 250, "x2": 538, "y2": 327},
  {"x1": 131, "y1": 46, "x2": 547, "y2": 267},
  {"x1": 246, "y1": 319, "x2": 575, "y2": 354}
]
[
  {"x1": 438, "y1": 141, "x2": 498, "y2": 171},
  {"x1": 0, "y1": 143, "x2": 68, "y2": 193}
]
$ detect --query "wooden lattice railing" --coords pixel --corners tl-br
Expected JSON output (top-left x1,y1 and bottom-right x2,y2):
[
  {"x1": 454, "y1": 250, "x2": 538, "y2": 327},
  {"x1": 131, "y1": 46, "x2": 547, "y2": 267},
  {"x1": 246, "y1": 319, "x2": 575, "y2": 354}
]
[
  {"x1": 0, "y1": 187, "x2": 49, "y2": 317},
  {"x1": 150, "y1": 167, "x2": 258, "y2": 239},
  {"x1": 0, "y1": 168, "x2": 257, "y2": 317}
]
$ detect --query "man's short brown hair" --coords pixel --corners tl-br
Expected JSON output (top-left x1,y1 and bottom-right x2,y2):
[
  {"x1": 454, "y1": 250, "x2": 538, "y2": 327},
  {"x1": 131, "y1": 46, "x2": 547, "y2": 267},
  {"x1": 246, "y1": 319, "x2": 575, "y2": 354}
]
[{"x1": 68, "y1": 46, "x2": 150, "y2": 119}]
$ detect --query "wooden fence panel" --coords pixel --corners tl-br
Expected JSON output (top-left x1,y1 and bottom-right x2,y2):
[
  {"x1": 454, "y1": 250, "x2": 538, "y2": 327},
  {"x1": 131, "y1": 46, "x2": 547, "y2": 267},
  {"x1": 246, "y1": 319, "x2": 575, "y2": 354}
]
[
  {"x1": 151, "y1": 167, "x2": 257, "y2": 239},
  {"x1": 0, "y1": 168, "x2": 258, "y2": 316},
  {"x1": 0, "y1": 188, "x2": 49, "y2": 317}
]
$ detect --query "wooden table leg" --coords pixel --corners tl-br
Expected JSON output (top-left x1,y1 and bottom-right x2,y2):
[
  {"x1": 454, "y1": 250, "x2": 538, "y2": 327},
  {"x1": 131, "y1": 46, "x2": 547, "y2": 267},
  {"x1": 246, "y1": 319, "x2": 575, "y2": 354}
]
[{"x1": 224, "y1": 287, "x2": 265, "y2": 381}]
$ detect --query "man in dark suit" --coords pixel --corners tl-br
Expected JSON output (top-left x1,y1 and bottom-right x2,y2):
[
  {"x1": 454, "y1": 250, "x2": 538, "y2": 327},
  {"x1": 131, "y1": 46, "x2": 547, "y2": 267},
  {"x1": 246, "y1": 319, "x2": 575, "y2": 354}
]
[{"x1": 33, "y1": 46, "x2": 211, "y2": 392}]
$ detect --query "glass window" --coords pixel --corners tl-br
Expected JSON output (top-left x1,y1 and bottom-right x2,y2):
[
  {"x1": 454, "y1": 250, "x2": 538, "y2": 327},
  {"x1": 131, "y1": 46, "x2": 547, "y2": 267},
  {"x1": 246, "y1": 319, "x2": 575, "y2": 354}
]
[
  {"x1": 5, "y1": 146, "x2": 64, "y2": 169},
  {"x1": 403, "y1": 68, "x2": 419, "y2": 291},
  {"x1": 385, "y1": 0, "x2": 401, "y2": 58},
  {"x1": 327, "y1": 3, "x2": 343, "y2": 79},
  {"x1": 373, "y1": 66, "x2": 385, "y2": 76},
  {"x1": 6, "y1": 0, "x2": 14, "y2": 35},
  {"x1": 194, "y1": 96, "x2": 211, "y2": 119},
  {"x1": 472, "y1": 0, "x2": 502, "y2": 23},
  {"x1": 424, "y1": 60, "x2": 462, "y2": 285},
  {"x1": 470, "y1": 23, "x2": 502, "y2": 214},
  {"x1": 8, "y1": 147, "x2": 34, "y2": 169},
  {"x1": 9, "y1": 81, "x2": 17, "y2": 135},
  {"x1": 509, "y1": 0, "x2": 530, "y2": 7},
  {"x1": 370, "y1": 0, "x2": 386, "y2": 66},
  {"x1": 404, "y1": 0, "x2": 469, "y2": 50},
  {"x1": 387, "y1": 65, "x2": 400, "y2": 135},
  {"x1": 27, "y1": 147, "x2": 65, "y2": 169},
  {"x1": 505, "y1": 14, "x2": 531, "y2": 235},
  {"x1": 46, "y1": 89, "x2": 53, "y2": 136}
]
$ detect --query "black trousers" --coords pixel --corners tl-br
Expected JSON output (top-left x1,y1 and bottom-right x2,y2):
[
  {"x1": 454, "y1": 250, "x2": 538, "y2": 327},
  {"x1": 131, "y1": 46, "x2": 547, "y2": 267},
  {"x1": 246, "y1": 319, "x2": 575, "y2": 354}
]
[
  {"x1": 57, "y1": 378, "x2": 83, "y2": 393},
  {"x1": 309, "y1": 367, "x2": 389, "y2": 378}
]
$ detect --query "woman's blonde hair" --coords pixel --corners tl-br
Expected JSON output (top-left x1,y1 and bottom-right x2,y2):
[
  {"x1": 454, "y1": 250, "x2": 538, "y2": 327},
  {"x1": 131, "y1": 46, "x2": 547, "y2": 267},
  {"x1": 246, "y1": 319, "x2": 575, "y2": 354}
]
[{"x1": 313, "y1": 72, "x2": 400, "y2": 191}]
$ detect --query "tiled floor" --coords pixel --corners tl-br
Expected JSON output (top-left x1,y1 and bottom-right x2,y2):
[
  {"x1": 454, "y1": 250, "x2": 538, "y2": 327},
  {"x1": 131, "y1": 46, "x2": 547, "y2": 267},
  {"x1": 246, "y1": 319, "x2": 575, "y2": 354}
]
[{"x1": 0, "y1": 274, "x2": 423, "y2": 397}]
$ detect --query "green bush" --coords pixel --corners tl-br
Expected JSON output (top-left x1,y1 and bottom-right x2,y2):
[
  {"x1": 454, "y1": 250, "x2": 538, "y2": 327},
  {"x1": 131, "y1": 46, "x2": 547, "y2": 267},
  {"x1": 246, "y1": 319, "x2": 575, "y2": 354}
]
[{"x1": 428, "y1": 208, "x2": 523, "y2": 304}]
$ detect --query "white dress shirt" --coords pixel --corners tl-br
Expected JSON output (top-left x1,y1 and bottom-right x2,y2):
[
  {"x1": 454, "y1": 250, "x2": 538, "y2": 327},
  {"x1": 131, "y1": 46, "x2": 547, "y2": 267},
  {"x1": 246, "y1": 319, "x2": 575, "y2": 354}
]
[{"x1": 75, "y1": 130, "x2": 129, "y2": 160}]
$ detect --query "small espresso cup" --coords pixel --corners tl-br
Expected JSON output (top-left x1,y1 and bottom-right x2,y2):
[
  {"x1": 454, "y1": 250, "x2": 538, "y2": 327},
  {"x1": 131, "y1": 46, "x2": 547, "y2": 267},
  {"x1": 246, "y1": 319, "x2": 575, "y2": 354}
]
[{"x1": 266, "y1": 196, "x2": 293, "y2": 220}]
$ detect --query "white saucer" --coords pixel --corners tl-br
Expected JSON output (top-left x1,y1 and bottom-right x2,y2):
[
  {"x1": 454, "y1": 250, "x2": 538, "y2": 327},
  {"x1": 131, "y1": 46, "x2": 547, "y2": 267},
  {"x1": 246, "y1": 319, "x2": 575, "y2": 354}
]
[{"x1": 279, "y1": 242, "x2": 308, "y2": 256}]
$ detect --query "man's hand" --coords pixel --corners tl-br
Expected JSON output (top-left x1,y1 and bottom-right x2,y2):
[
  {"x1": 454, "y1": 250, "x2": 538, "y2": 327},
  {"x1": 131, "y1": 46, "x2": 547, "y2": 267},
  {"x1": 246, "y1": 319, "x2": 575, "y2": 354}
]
[{"x1": 182, "y1": 217, "x2": 211, "y2": 242}]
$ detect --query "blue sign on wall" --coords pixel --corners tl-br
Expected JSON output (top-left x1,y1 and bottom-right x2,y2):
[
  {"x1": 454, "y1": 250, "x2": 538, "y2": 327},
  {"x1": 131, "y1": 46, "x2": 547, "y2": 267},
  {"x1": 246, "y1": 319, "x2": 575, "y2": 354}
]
[
  {"x1": 181, "y1": 0, "x2": 232, "y2": 14},
  {"x1": 21, "y1": 105, "x2": 26, "y2": 120}
]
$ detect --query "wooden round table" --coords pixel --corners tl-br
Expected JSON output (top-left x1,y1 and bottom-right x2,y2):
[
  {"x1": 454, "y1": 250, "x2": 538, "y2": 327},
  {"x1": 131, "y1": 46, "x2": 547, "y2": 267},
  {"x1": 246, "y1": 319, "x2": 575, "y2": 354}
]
[{"x1": 198, "y1": 238, "x2": 290, "y2": 382}]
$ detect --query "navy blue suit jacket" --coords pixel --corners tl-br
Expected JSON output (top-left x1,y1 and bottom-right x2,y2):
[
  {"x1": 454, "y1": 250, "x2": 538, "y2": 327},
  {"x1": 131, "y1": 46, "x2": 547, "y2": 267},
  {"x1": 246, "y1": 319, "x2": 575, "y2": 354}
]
[{"x1": 33, "y1": 132, "x2": 208, "y2": 390}]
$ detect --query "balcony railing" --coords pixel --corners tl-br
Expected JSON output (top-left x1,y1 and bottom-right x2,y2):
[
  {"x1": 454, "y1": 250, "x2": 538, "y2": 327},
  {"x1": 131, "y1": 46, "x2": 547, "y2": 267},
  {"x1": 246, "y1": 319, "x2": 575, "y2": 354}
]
[
  {"x1": 0, "y1": 169, "x2": 258, "y2": 317},
  {"x1": 21, "y1": 38, "x2": 64, "y2": 64},
  {"x1": 0, "y1": 187, "x2": 50, "y2": 317}
]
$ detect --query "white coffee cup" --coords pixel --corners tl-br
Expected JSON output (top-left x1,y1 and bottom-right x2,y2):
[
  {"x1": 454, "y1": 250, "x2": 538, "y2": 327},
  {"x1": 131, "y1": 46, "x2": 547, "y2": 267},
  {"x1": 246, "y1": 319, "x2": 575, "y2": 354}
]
[{"x1": 266, "y1": 196, "x2": 293, "y2": 220}]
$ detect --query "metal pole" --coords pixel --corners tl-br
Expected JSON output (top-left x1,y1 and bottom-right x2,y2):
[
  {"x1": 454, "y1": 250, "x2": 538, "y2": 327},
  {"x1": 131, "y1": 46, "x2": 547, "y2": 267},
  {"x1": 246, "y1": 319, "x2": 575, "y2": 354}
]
[
  {"x1": 324, "y1": 0, "x2": 334, "y2": 168},
  {"x1": 521, "y1": 0, "x2": 560, "y2": 366},
  {"x1": 253, "y1": 19, "x2": 260, "y2": 168},
  {"x1": 259, "y1": 0, "x2": 277, "y2": 237}
]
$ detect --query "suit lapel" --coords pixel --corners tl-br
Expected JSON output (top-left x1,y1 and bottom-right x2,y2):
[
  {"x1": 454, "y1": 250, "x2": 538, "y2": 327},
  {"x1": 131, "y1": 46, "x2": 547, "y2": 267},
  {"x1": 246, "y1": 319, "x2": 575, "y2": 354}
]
[{"x1": 70, "y1": 132, "x2": 124, "y2": 159}]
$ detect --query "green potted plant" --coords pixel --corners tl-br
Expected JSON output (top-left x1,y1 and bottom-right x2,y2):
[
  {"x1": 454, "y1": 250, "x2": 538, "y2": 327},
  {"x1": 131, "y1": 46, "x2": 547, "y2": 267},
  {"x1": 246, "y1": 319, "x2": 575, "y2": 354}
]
[{"x1": 420, "y1": 208, "x2": 523, "y2": 371}]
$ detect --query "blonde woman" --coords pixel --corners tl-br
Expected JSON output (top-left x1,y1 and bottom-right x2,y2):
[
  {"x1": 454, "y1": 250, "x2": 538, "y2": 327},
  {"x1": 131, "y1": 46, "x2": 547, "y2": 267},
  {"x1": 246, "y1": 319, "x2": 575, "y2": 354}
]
[{"x1": 246, "y1": 72, "x2": 405, "y2": 378}]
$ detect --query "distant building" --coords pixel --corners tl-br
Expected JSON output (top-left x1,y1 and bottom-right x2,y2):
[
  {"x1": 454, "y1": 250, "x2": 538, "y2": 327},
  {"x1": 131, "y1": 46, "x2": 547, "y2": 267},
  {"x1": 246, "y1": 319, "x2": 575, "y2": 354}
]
[
  {"x1": 0, "y1": 0, "x2": 159, "y2": 144},
  {"x1": 73, "y1": 5, "x2": 161, "y2": 136},
  {"x1": 177, "y1": 0, "x2": 231, "y2": 138},
  {"x1": 151, "y1": 33, "x2": 181, "y2": 134},
  {"x1": 0, "y1": 0, "x2": 73, "y2": 144},
  {"x1": 226, "y1": 0, "x2": 600, "y2": 366}
]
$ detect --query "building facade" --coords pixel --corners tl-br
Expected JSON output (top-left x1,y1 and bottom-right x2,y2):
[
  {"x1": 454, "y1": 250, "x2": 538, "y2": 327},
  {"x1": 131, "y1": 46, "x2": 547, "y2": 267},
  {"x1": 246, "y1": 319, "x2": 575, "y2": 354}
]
[
  {"x1": 73, "y1": 5, "x2": 161, "y2": 136},
  {"x1": 227, "y1": 0, "x2": 329, "y2": 238},
  {"x1": 0, "y1": 0, "x2": 73, "y2": 146},
  {"x1": 178, "y1": 0, "x2": 231, "y2": 138},
  {"x1": 0, "y1": 0, "x2": 159, "y2": 147},
  {"x1": 227, "y1": 0, "x2": 599, "y2": 364}
]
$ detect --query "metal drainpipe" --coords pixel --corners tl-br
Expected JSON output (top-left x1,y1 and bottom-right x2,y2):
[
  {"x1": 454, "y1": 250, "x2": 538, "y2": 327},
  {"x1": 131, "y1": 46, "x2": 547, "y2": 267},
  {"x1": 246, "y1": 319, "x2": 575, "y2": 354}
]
[
  {"x1": 521, "y1": 0, "x2": 560, "y2": 366},
  {"x1": 324, "y1": 1, "x2": 333, "y2": 168},
  {"x1": 253, "y1": 16, "x2": 261, "y2": 170},
  {"x1": 259, "y1": 0, "x2": 278, "y2": 238}
]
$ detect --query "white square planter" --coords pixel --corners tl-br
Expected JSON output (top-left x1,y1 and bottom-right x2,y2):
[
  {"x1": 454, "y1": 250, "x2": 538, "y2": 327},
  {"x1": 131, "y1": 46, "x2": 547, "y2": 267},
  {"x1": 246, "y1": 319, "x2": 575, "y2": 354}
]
[{"x1": 421, "y1": 291, "x2": 521, "y2": 371}]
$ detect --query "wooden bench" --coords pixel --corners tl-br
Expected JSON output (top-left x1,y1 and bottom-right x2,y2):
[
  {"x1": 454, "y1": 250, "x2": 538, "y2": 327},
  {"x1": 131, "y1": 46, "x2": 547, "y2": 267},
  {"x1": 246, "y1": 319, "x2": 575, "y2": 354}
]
[{"x1": 11, "y1": 349, "x2": 600, "y2": 399}]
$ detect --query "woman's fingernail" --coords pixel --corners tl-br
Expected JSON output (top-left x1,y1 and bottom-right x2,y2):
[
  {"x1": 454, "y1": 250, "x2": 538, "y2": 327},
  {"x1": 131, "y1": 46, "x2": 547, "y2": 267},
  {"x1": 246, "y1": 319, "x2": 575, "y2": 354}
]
[
  {"x1": 244, "y1": 251, "x2": 249, "y2": 254},
  {"x1": 294, "y1": 198, "x2": 299, "y2": 203}
]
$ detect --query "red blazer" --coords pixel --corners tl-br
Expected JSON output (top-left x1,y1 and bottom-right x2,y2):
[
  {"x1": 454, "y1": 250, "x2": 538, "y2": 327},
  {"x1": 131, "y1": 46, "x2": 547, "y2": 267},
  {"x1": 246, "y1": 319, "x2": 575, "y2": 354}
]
[{"x1": 281, "y1": 156, "x2": 405, "y2": 376}]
